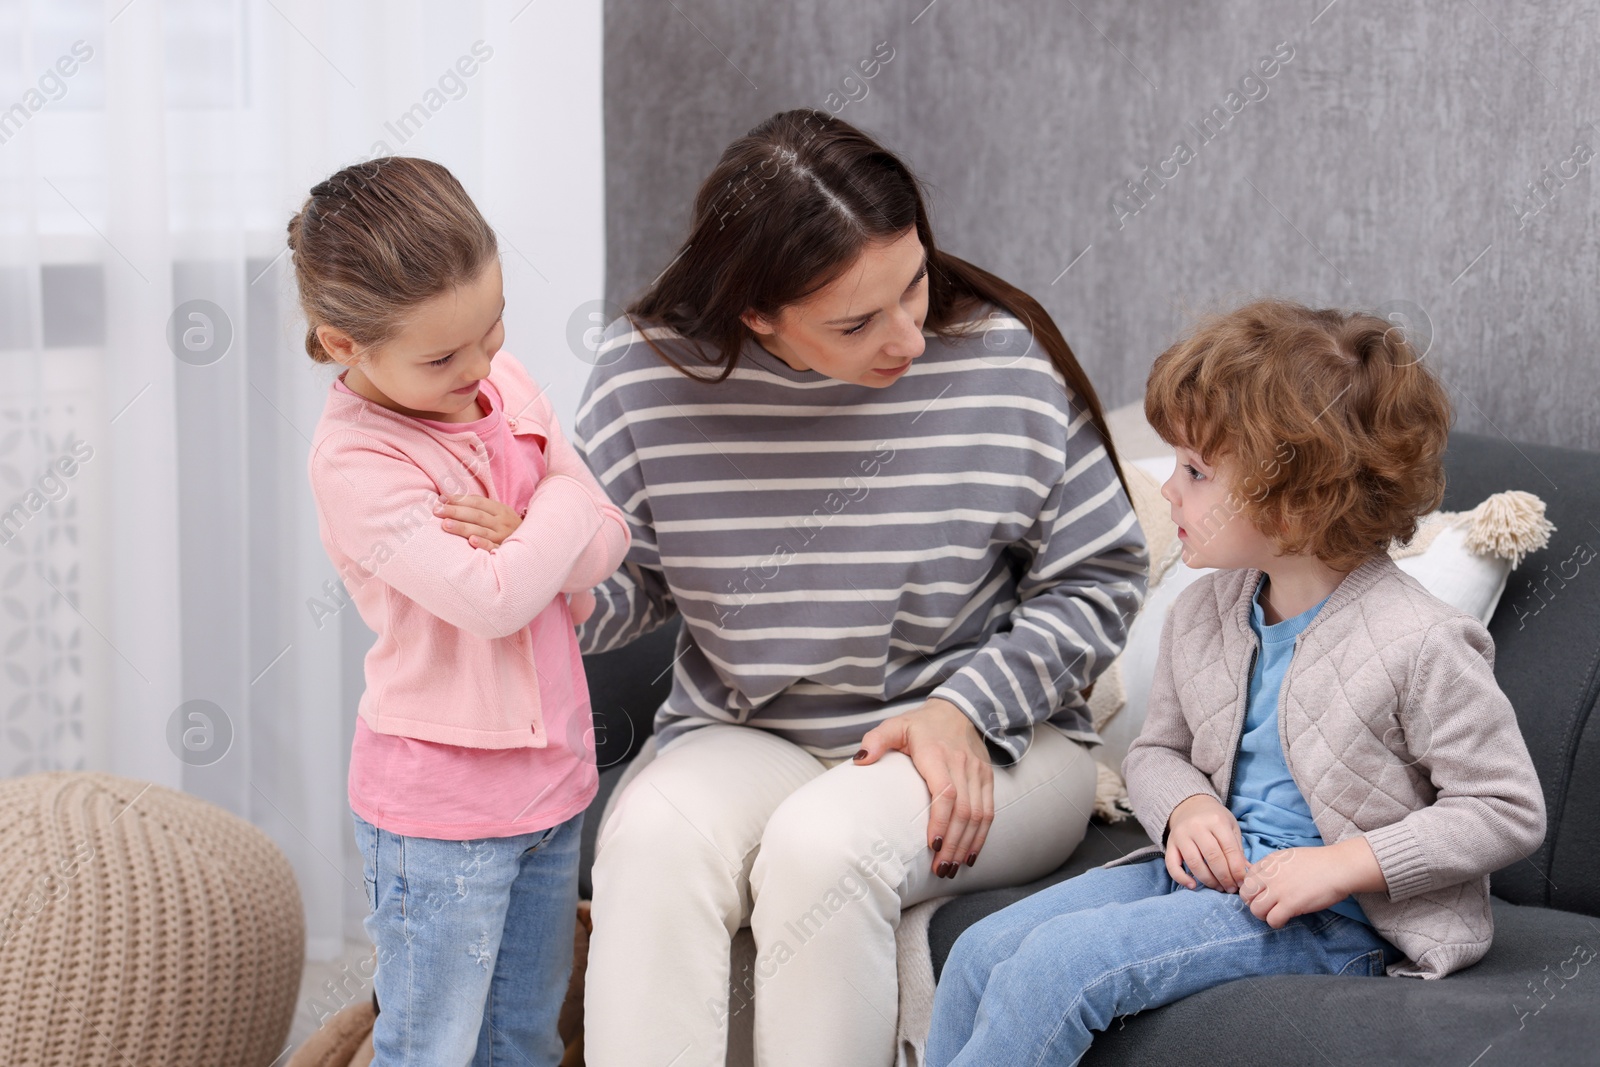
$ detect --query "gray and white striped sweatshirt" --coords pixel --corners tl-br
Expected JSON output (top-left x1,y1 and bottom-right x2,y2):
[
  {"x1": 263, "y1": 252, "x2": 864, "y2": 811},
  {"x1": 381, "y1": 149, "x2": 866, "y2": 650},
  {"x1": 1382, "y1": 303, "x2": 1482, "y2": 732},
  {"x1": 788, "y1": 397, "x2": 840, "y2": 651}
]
[{"x1": 572, "y1": 309, "x2": 1148, "y2": 763}]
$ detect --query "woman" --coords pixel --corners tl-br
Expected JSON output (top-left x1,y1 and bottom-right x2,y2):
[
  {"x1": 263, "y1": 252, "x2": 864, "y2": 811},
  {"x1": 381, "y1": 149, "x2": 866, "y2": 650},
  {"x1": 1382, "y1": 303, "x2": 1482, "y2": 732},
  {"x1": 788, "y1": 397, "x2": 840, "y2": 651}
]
[{"x1": 574, "y1": 109, "x2": 1148, "y2": 1066}]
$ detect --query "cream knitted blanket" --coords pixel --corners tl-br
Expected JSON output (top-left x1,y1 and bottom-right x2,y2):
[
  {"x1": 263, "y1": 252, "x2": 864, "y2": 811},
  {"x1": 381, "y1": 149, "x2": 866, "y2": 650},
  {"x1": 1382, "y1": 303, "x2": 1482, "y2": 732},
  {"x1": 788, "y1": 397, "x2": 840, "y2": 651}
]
[{"x1": 892, "y1": 895, "x2": 954, "y2": 1067}]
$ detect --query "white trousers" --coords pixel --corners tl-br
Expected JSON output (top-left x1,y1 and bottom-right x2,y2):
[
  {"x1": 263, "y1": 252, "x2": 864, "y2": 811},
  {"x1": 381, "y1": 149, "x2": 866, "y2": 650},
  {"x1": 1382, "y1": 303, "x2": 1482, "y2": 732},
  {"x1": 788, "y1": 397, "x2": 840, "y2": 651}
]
[{"x1": 583, "y1": 722, "x2": 1098, "y2": 1067}]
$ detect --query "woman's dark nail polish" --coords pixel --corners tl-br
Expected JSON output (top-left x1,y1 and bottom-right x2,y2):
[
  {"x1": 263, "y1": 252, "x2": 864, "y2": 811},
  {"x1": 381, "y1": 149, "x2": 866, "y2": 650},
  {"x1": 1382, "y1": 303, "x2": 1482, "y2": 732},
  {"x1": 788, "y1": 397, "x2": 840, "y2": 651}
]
[
  {"x1": 931, "y1": 836, "x2": 944, "y2": 852},
  {"x1": 966, "y1": 852, "x2": 977, "y2": 867},
  {"x1": 853, "y1": 749, "x2": 868, "y2": 760},
  {"x1": 937, "y1": 861, "x2": 952, "y2": 878}
]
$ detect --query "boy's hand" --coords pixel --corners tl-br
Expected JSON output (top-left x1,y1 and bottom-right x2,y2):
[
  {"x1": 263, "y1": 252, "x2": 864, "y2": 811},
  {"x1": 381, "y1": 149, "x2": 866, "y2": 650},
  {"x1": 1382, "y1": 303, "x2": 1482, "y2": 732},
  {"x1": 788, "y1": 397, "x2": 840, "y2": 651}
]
[
  {"x1": 435, "y1": 494, "x2": 522, "y2": 550},
  {"x1": 1165, "y1": 794, "x2": 1248, "y2": 892},
  {"x1": 1239, "y1": 838, "x2": 1387, "y2": 928}
]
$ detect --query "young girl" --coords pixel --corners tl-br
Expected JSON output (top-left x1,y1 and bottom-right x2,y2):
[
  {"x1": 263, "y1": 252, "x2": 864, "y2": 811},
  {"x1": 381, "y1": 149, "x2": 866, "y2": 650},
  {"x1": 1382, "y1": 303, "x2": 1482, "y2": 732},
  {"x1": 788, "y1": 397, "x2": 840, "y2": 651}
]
[
  {"x1": 926, "y1": 299, "x2": 1547, "y2": 1065},
  {"x1": 290, "y1": 157, "x2": 629, "y2": 1066}
]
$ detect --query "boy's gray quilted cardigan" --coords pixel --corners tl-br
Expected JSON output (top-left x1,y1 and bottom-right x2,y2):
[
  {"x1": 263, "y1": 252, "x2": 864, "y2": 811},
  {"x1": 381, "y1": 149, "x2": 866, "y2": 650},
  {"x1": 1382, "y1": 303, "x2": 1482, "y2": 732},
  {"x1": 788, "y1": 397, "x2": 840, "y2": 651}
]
[{"x1": 1120, "y1": 554, "x2": 1547, "y2": 978}]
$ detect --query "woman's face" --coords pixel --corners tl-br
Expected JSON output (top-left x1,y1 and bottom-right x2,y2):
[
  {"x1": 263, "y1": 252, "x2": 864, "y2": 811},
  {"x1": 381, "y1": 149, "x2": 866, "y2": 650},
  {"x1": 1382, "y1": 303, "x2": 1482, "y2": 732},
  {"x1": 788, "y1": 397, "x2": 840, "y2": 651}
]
[
  {"x1": 741, "y1": 227, "x2": 929, "y2": 387},
  {"x1": 320, "y1": 258, "x2": 507, "y2": 422}
]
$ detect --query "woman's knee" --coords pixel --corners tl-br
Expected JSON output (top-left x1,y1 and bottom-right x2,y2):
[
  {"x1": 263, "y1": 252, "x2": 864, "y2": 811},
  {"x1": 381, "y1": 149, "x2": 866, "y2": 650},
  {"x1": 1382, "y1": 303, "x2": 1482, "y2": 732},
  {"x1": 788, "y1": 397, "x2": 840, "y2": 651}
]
[
  {"x1": 750, "y1": 787, "x2": 904, "y2": 908},
  {"x1": 593, "y1": 779, "x2": 739, "y2": 891}
]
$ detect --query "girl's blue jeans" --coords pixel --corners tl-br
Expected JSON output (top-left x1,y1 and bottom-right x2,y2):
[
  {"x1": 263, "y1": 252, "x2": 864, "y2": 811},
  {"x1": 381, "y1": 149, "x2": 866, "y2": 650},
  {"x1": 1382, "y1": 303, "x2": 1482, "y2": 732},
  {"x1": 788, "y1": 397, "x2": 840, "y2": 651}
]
[
  {"x1": 351, "y1": 808, "x2": 583, "y2": 1067},
  {"x1": 926, "y1": 856, "x2": 1399, "y2": 1066}
]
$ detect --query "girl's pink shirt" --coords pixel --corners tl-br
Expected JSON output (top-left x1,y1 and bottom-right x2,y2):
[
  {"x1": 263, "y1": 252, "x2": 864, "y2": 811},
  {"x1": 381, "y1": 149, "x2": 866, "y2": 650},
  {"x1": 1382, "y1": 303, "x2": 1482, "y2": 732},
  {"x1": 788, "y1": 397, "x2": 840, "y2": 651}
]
[{"x1": 340, "y1": 375, "x2": 598, "y2": 839}]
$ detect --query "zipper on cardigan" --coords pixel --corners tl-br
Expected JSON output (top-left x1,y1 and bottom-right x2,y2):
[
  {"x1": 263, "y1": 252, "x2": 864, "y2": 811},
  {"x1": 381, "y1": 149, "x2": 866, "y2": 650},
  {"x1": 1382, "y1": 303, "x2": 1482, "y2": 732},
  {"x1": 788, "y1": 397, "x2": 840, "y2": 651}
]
[
  {"x1": 1277, "y1": 634, "x2": 1301, "y2": 783},
  {"x1": 1217, "y1": 636, "x2": 1259, "y2": 803}
]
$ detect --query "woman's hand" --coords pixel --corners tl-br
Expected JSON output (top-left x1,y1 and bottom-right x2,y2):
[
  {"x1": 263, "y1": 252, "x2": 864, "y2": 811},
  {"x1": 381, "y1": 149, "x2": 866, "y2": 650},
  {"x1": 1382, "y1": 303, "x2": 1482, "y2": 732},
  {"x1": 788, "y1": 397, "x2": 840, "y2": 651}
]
[
  {"x1": 1164, "y1": 793, "x2": 1247, "y2": 893},
  {"x1": 854, "y1": 697, "x2": 994, "y2": 880},
  {"x1": 435, "y1": 493, "x2": 521, "y2": 550}
]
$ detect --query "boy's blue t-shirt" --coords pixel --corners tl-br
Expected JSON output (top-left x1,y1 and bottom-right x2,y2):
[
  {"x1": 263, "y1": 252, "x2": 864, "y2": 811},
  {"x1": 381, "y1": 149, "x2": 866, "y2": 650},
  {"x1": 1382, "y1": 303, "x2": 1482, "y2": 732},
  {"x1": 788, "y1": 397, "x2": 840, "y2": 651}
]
[{"x1": 1229, "y1": 578, "x2": 1370, "y2": 926}]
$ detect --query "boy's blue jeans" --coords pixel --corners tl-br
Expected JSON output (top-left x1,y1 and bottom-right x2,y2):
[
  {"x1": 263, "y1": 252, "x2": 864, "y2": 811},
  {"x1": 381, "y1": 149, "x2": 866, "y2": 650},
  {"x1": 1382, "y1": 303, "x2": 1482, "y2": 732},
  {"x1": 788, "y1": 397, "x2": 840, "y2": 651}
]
[
  {"x1": 351, "y1": 809, "x2": 582, "y2": 1067},
  {"x1": 927, "y1": 856, "x2": 1398, "y2": 1066}
]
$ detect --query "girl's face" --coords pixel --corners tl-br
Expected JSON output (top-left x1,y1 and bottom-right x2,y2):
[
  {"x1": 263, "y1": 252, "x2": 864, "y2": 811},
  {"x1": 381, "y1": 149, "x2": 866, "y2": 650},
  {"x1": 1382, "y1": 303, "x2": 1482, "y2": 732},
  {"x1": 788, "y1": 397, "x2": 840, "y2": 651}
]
[
  {"x1": 1159, "y1": 442, "x2": 1278, "y2": 571},
  {"x1": 320, "y1": 258, "x2": 506, "y2": 423},
  {"x1": 741, "y1": 227, "x2": 929, "y2": 387}
]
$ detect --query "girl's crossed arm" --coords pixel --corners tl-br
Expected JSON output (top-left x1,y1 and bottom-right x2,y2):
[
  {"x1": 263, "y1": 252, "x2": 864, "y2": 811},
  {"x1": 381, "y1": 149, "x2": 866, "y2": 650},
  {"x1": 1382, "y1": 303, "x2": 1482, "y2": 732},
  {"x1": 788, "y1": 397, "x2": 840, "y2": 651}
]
[
  {"x1": 433, "y1": 389, "x2": 632, "y2": 609},
  {"x1": 311, "y1": 427, "x2": 610, "y2": 639}
]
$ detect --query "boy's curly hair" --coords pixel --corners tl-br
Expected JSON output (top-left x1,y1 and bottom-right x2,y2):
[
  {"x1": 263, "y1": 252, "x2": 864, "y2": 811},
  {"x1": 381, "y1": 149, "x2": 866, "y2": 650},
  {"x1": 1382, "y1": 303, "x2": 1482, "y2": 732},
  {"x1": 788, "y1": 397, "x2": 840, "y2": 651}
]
[{"x1": 1144, "y1": 299, "x2": 1453, "y2": 571}]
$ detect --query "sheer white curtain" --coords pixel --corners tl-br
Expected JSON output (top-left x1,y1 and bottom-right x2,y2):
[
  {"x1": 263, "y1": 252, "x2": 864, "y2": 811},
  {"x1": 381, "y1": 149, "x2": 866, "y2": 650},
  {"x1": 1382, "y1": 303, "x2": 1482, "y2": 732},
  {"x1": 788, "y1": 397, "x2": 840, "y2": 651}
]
[{"x1": 0, "y1": 0, "x2": 605, "y2": 959}]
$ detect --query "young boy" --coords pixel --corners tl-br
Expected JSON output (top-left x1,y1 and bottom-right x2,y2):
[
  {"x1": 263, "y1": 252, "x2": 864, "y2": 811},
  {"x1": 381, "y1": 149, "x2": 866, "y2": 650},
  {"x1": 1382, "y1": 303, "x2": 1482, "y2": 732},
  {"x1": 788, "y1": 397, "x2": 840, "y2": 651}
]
[{"x1": 925, "y1": 299, "x2": 1547, "y2": 1066}]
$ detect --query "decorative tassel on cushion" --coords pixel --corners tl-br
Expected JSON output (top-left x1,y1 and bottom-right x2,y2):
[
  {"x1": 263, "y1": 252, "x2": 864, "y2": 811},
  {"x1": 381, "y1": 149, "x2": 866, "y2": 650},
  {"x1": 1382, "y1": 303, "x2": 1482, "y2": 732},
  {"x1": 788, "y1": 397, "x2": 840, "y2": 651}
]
[
  {"x1": 1456, "y1": 490, "x2": 1555, "y2": 568},
  {"x1": 1093, "y1": 761, "x2": 1136, "y2": 823}
]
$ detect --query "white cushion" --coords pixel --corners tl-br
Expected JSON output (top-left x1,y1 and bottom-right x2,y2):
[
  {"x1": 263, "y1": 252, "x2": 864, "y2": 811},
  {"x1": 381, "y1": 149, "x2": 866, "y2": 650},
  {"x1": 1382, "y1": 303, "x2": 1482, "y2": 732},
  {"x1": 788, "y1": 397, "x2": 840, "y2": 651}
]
[{"x1": 1392, "y1": 518, "x2": 1511, "y2": 624}]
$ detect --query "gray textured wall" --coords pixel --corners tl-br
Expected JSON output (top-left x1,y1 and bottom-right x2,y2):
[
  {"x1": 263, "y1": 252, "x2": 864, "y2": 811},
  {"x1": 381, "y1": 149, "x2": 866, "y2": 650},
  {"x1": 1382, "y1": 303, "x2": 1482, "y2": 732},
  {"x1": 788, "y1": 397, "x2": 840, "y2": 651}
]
[{"x1": 604, "y1": 0, "x2": 1599, "y2": 452}]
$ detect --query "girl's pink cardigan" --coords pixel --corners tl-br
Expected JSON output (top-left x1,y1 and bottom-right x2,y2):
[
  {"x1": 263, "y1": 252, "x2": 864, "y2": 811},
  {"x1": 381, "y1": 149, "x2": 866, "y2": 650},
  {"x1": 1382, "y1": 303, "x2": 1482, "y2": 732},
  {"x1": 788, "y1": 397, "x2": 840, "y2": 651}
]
[{"x1": 307, "y1": 351, "x2": 630, "y2": 749}]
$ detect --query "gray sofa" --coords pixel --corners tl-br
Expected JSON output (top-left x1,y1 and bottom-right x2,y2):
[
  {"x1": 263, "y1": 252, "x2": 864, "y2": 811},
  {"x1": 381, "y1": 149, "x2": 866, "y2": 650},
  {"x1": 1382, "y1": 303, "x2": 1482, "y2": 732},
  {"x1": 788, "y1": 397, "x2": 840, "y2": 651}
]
[{"x1": 577, "y1": 430, "x2": 1600, "y2": 1065}]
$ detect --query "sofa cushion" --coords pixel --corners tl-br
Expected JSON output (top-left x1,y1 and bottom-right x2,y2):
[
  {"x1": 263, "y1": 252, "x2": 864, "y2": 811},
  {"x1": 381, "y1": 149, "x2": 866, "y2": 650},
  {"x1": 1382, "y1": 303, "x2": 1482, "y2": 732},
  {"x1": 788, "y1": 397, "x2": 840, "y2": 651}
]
[
  {"x1": 928, "y1": 849, "x2": 1600, "y2": 1065},
  {"x1": 1436, "y1": 433, "x2": 1600, "y2": 915},
  {"x1": 582, "y1": 616, "x2": 681, "y2": 774},
  {"x1": 926, "y1": 830, "x2": 1600, "y2": 1067},
  {"x1": 1075, "y1": 896, "x2": 1600, "y2": 1066}
]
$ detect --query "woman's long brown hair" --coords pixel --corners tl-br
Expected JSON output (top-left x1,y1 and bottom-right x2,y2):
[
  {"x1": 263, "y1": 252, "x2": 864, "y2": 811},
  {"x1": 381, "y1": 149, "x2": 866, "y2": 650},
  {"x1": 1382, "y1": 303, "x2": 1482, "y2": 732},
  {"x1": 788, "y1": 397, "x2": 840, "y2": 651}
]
[{"x1": 627, "y1": 108, "x2": 1131, "y2": 501}]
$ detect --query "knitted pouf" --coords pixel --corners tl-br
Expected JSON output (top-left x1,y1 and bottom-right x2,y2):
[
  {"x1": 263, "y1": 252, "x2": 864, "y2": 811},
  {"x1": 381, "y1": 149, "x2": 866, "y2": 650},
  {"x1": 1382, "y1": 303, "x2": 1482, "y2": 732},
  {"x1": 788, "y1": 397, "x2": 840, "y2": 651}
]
[{"x1": 0, "y1": 772, "x2": 305, "y2": 1066}]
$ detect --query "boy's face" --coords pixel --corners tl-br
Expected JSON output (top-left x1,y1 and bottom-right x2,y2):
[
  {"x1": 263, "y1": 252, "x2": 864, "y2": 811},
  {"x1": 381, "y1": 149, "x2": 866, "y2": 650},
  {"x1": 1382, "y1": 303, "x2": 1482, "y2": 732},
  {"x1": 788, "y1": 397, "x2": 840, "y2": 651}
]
[{"x1": 1160, "y1": 443, "x2": 1279, "y2": 570}]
